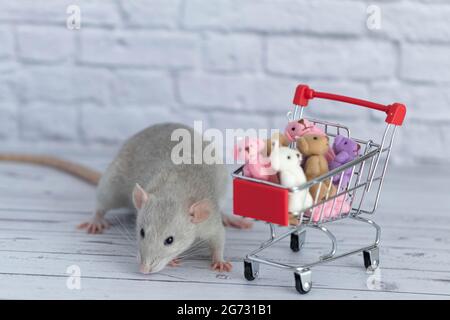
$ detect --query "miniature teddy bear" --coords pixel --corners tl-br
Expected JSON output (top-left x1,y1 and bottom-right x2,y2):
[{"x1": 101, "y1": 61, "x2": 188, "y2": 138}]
[
  {"x1": 329, "y1": 135, "x2": 360, "y2": 190},
  {"x1": 297, "y1": 134, "x2": 337, "y2": 201},
  {"x1": 284, "y1": 119, "x2": 335, "y2": 163},
  {"x1": 270, "y1": 140, "x2": 313, "y2": 213},
  {"x1": 234, "y1": 137, "x2": 278, "y2": 182},
  {"x1": 284, "y1": 119, "x2": 325, "y2": 142}
]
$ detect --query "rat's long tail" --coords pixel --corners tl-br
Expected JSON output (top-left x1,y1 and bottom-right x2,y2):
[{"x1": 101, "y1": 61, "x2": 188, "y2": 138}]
[
  {"x1": 0, "y1": 154, "x2": 101, "y2": 185},
  {"x1": 0, "y1": 154, "x2": 254, "y2": 229}
]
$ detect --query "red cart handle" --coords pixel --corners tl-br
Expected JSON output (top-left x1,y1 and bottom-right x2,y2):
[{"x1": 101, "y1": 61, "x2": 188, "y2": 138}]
[{"x1": 293, "y1": 84, "x2": 406, "y2": 126}]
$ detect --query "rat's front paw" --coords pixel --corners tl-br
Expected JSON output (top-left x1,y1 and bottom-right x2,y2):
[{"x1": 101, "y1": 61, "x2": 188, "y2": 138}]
[
  {"x1": 169, "y1": 258, "x2": 181, "y2": 267},
  {"x1": 222, "y1": 215, "x2": 253, "y2": 229},
  {"x1": 211, "y1": 261, "x2": 232, "y2": 272},
  {"x1": 77, "y1": 218, "x2": 110, "y2": 234}
]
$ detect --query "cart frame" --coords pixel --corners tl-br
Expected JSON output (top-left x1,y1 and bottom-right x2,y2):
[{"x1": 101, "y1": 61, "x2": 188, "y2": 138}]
[{"x1": 232, "y1": 84, "x2": 406, "y2": 294}]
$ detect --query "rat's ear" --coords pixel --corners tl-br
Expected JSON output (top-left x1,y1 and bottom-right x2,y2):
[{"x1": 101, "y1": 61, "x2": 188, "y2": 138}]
[
  {"x1": 132, "y1": 183, "x2": 149, "y2": 210},
  {"x1": 189, "y1": 199, "x2": 213, "y2": 224}
]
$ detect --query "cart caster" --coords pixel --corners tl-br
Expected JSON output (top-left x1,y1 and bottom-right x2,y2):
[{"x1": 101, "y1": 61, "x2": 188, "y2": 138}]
[
  {"x1": 244, "y1": 260, "x2": 259, "y2": 281},
  {"x1": 294, "y1": 269, "x2": 312, "y2": 294},
  {"x1": 290, "y1": 230, "x2": 306, "y2": 252},
  {"x1": 363, "y1": 247, "x2": 380, "y2": 271}
]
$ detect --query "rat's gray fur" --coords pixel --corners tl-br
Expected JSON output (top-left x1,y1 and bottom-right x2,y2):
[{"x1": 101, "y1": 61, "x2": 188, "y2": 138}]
[{"x1": 91, "y1": 123, "x2": 228, "y2": 273}]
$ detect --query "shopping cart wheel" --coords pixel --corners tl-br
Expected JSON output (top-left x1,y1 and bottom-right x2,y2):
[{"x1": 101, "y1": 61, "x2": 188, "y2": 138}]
[
  {"x1": 294, "y1": 269, "x2": 312, "y2": 294},
  {"x1": 290, "y1": 230, "x2": 306, "y2": 252},
  {"x1": 363, "y1": 247, "x2": 380, "y2": 271},
  {"x1": 244, "y1": 260, "x2": 259, "y2": 281}
]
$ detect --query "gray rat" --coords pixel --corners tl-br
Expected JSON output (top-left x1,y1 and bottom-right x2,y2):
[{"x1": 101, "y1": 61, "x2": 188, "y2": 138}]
[{"x1": 0, "y1": 122, "x2": 252, "y2": 273}]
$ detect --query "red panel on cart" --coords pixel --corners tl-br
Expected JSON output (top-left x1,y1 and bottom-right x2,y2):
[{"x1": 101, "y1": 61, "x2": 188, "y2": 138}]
[{"x1": 233, "y1": 179, "x2": 289, "y2": 226}]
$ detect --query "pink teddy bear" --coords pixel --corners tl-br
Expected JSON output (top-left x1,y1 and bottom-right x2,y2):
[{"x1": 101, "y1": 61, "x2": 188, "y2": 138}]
[
  {"x1": 234, "y1": 137, "x2": 278, "y2": 183},
  {"x1": 285, "y1": 119, "x2": 325, "y2": 142},
  {"x1": 284, "y1": 119, "x2": 335, "y2": 163}
]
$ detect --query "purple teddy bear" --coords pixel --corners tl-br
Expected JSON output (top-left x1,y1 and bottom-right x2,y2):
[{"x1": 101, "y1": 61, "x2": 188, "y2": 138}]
[{"x1": 329, "y1": 135, "x2": 360, "y2": 190}]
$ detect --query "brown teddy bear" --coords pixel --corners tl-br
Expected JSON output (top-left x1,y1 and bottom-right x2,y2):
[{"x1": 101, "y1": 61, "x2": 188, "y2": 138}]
[{"x1": 297, "y1": 134, "x2": 337, "y2": 201}]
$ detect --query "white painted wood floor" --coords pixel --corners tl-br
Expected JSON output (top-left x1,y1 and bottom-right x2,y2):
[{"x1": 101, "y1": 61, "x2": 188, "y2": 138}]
[{"x1": 0, "y1": 153, "x2": 449, "y2": 299}]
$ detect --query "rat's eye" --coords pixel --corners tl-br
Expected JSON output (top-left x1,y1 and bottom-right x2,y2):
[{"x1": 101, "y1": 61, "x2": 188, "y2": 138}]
[
  {"x1": 344, "y1": 142, "x2": 348, "y2": 145},
  {"x1": 164, "y1": 236, "x2": 174, "y2": 246},
  {"x1": 313, "y1": 136, "x2": 318, "y2": 140},
  {"x1": 140, "y1": 228, "x2": 145, "y2": 239},
  {"x1": 287, "y1": 155, "x2": 291, "y2": 160}
]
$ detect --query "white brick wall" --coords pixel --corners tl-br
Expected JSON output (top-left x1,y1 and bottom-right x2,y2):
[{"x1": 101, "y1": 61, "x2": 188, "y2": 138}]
[
  {"x1": 0, "y1": 0, "x2": 449, "y2": 166},
  {"x1": 267, "y1": 38, "x2": 397, "y2": 80},
  {"x1": 17, "y1": 26, "x2": 74, "y2": 63}
]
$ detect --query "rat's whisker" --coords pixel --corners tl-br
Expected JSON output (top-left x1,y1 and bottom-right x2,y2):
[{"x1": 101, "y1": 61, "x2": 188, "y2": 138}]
[
  {"x1": 177, "y1": 241, "x2": 210, "y2": 260},
  {"x1": 115, "y1": 216, "x2": 134, "y2": 238},
  {"x1": 182, "y1": 240, "x2": 208, "y2": 253},
  {"x1": 113, "y1": 216, "x2": 135, "y2": 247},
  {"x1": 113, "y1": 222, "x2": 131, "y2": 242},
  {"x1": 177, "y1": 250, "x2": 206, "y2": 259}
]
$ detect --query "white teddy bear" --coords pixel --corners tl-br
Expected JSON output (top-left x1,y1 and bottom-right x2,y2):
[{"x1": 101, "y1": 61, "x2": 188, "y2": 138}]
[{"x1": 270, "y1": 140, "x2": 313, "y2": 214}]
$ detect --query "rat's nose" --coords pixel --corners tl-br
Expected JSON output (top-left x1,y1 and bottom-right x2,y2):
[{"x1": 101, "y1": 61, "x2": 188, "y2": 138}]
[{"x1": 139, "y1": 264, "x2": 151, "y2": 274}]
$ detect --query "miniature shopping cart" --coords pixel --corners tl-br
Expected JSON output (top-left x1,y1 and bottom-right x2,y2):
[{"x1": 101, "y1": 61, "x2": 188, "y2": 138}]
[{"x1": 232, "y1": 84, "x2": 406, "y2": 294}]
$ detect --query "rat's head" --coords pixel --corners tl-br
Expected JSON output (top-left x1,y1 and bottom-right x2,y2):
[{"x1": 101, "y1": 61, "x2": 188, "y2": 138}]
[
  {"x1": 333, "y1": 135, "x2": 360, "y2": 156},
  {"x1": 132, "y1": 183, "x2": 212, "y2": 274}
]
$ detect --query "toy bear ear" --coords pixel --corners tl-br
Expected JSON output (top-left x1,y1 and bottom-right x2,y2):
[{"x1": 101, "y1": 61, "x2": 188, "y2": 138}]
[
  {"x1": 334, "y1": 135, "x2": 343, "y2": 145},
  {"x1": 279, "y1": 133, "x2": 290, "y2": 147},
  {"x1": 271, "y1": 139, "x2": 280, "y2": 150},
  {"x1": 269, "y1": 144, "x2": 280, "y2": 171},
  {"x1": 256, "y1": 138, "x2": 266, "y2": 151},
  {"x1": 132, "y1": 183, "x2": 150, "y2": 210},
  {"x1": 189, "y1": 199, "x2": 213, "y2": 224},
  {"x1": 298, "y1": 119, "x2": 313, "y2": 128},
  {"x1": 297, "y1": 119, "x2": 308, "y2": 129},
  {"x1": 297, "y1": 137, "x2": 309, "y2": 154},
  {"x1": 263, "y1": 139, "x2": 271, "y2": 157}
]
